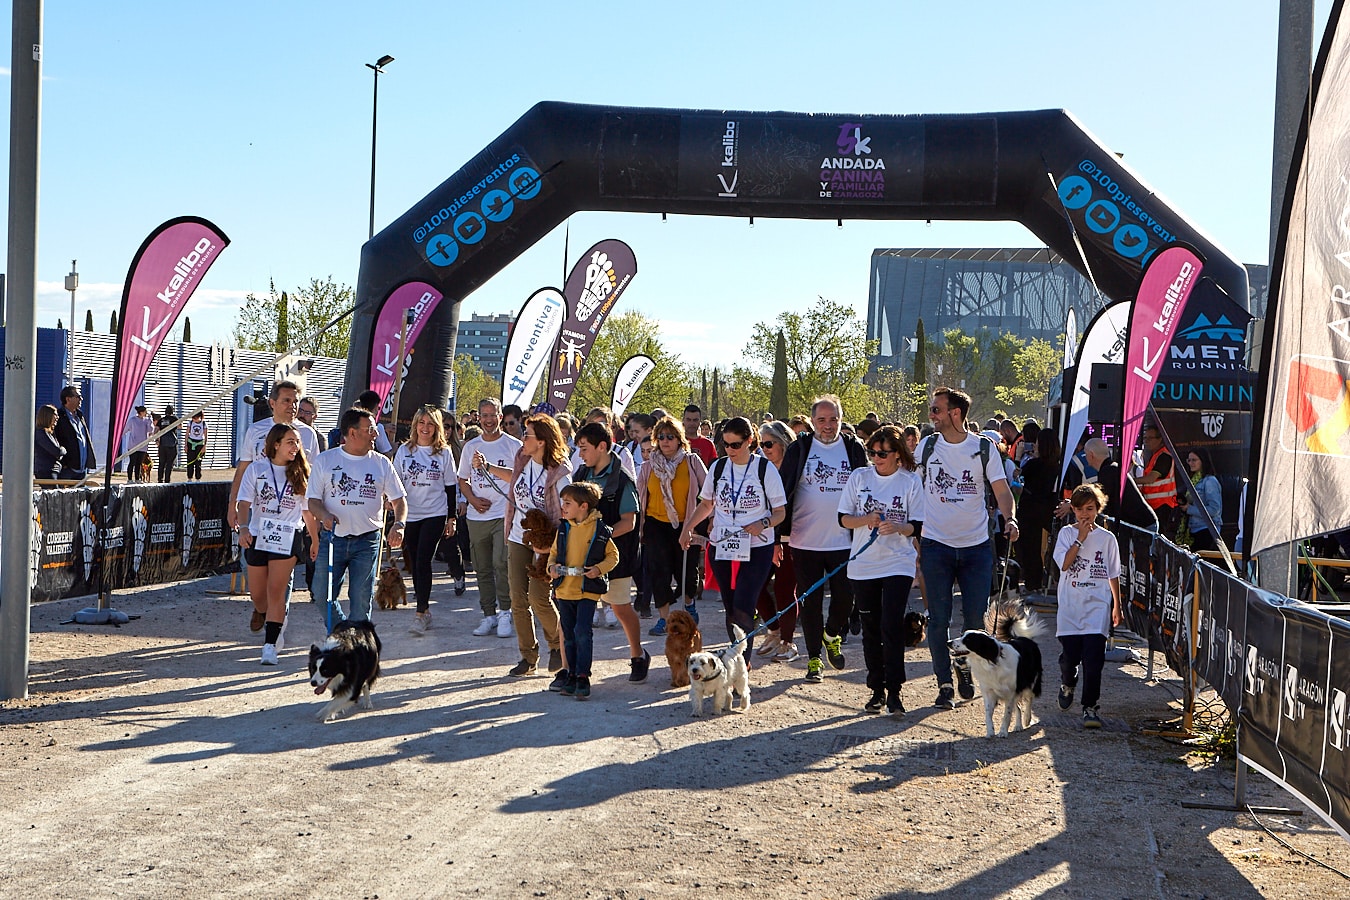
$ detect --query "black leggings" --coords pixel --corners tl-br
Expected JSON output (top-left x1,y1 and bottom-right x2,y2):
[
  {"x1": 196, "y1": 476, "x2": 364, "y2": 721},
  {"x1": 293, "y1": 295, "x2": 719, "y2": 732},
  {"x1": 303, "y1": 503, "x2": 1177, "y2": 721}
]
[
  {"x1": 185, "y1": 440, "x2": 205, "y2": 479},
  {"x1": 1059, "y1": 633, "x2": 1108, "y2": 709},
  {"x1": 854, "y1": 574, "x2": 914, "y2": 693},
  {"x1": 403, "y1": 515, "x2": 446, "y2": 611},
  {"x1": 643, "y1": 518, "x2": 700, "y2": 608}
]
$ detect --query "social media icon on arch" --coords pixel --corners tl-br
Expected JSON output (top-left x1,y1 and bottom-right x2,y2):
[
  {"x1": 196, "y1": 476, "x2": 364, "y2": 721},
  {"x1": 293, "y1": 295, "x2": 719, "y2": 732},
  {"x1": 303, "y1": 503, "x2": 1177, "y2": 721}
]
[
  {"x1": 1058, "y1": 175, "x2": 1092, "y2": 210},
  {"x1": 1085, "y1": 200, "x2": 1120, "y2": 234},
  {"x1": 482, "y1": 189, "x2": 514, "y2": 222},
  {"x1": 455, "y1": 211, "x2": 486, "y2": 244},
  {"x1": 1113, "y1": 224, "x2": 1148, "y2": 258},
  {"x1": 426, "y1": 234, "x2": 458, "y2": 267},
  {"x1": 510, "y1": 167, "x2": 542, "y2": 200}
]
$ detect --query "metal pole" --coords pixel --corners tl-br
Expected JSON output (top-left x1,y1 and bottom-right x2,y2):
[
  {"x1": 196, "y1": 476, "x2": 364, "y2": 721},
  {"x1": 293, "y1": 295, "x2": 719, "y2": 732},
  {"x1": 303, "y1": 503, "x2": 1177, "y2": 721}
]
[
  {"x1": 65, "y1": 260, "x2": 76, "y2": 382},
  {"x1": 367, "y1": 65, "x2": 379, "y2": 240},
  {"x1": 1, "y1": 0, "x2": 43, "y2": 701}
]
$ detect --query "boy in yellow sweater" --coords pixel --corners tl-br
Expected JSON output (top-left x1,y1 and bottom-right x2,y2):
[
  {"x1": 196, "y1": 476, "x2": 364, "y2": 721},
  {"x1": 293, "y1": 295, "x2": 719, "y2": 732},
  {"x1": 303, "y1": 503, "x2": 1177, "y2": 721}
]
[{"x1": 547, "y1": 482, "x2": 619, "y2": 699}]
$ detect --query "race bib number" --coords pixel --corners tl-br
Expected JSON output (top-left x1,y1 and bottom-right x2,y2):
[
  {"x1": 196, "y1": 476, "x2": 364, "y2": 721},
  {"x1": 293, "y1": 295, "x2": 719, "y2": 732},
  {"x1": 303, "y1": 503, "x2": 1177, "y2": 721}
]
[
  {"x1": 256, "y1": 516, "x2": 295, "y2": 554},
  {"x1": 718, "y1": 532, "x2": 751, "y2": 561}
]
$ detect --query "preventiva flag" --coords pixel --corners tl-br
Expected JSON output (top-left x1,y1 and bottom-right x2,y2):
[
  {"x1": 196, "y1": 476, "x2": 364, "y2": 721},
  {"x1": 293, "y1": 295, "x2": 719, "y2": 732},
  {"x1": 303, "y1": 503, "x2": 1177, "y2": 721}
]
[
  {"x1": 547, "y1": 239, "x2": 638, "y2": 411},
  {"x1": 501, "y1": 287, "x2": 567, "y2": 408},
  {"x1": 1119, "y1": 245, "x2": 1204, "y2": 472},
  {"x1": 610, "y1": 354, "x2": 655, "y2": 417},
  {"x1": 106, "y1": 217, "x2": 229, "y2": 473},
  {"x1": 368, "y1": 281, "x2": 445, "y2": 409}
]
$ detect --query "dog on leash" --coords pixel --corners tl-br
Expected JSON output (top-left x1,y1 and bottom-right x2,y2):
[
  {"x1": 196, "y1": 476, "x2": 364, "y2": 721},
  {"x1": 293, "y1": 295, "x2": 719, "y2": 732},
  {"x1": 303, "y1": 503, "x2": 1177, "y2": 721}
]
[
  {"x1": 374, "y1": 564, "x2": 407, "y2": 610},
  {"x1": 687, "y1": 625, "x2": 750, "y2": 716},
  {"x1": 308, "y1": 620, "x2": 382, "y2": 723},
  {"x1": 665, "y1": 608, "x2": 703, "y2": 688},
  {"x1": 901, "y1": 610, "x2": 928, "y2": 648},
  {"x1": 521, "y1": 509, "x2": 557, "y2": 581},
  {"x1": 949, "y1": 598, "x2": 1044, "y2": 738}
]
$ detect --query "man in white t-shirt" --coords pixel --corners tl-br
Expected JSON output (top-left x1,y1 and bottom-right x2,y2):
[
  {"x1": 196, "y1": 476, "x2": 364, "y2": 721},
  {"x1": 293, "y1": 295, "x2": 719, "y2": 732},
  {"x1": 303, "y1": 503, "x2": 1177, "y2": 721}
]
[
  {"x1": 228, "y1": 380, "x2": 321, "y2": 532},
  {"x1": 457, "y1": 398, "x2": 523, "y2": 638},
  {"x1": 917, "y1": 387, "x2": 1019, "y2": 711},
  {"x1": 777, "y1": 395, "x2": 870, "y2": 684},
  {"x1": 307, "y1": 407, "x2": 407, "y2": 630}
]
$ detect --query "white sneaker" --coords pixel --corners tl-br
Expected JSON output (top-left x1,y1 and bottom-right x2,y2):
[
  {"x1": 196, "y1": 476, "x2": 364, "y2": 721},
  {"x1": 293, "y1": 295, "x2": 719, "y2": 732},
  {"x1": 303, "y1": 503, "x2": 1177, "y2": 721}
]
[
  {"x1": 604, "y1": 606, "x2": 618, "y2": 628},
  {"x1": 472, "y1": 615, "x2": 497, "y2": 637},
  {"x1": 775, "y1": 641, "x2": 800, "y2": 662},
  {"x1": 496, "y1": 610, "x2": 514, "y2": 638},
  {"x1": 260, "y1": 643, "x2": 279, "y2": 665},
  {"x1": 756, "y1": 632, "x2": 782, "y2": 657},
  {"x1": 410, "y1": 611, "x2": 431, "y2": 636},
  {"x1": 593, "y1": 606, "x2": 605, "y2": 627}
]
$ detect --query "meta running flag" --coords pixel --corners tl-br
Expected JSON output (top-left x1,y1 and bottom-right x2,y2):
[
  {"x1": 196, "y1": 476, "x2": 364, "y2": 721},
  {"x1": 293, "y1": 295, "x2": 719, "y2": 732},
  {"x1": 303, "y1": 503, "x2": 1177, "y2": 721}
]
[
  {"x1": 548, "y1": 239, "x2": 638, "y2": 411},
  {"x1": 368, "y1": 281, "x2": 445, "y2": 408},
  {"x1": 1118, "y1": 245, "x2": 1204, "y2": 472},
  {"x1": 610, "y1": 354, "x2": 655, "y2": 417},
  {"x1": 1059, "y1": 300, "x2": 1131, "y2": 488},
  {"x1": 1252, "y1": 0, "x2": 1350, "y2": 555},
  {"x1": 107, "y1": 217, "x2": 229, "y2": 472},
  {"x1": 501, "y1": 287, "x2": 567, "y2": 408}
]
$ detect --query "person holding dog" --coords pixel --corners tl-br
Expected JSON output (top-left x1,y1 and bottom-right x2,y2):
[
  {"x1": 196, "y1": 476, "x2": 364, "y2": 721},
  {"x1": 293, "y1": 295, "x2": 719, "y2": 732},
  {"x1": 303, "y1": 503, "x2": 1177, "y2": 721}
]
[
  {"x1": 307, "y1": 407, "x2": 408, "y2": 629},
  {"x1": 236, "y1": 423, "x2": 320, "y2": 665},
  {"x1": 395, "y1": 406, "x2": 458, "y2": 636},
  {"x1": 547, "y1": 482, "x2": 621, "y2": 699},
  {"x1": 838, "y1": 424, "x2": 923, "y2": 717}
]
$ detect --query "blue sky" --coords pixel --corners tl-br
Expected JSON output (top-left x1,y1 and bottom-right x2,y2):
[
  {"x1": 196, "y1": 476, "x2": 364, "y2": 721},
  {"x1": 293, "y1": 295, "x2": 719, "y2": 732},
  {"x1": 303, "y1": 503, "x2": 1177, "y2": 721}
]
[{"x1": 0, "y1": 1, "x2": 1320, "y2": 367}]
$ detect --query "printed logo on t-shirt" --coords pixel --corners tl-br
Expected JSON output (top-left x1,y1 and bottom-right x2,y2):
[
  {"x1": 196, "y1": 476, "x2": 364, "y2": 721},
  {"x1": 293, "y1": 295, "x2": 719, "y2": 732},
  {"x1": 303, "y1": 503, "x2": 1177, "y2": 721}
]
[
  {"x1": 804, "y1": 456, "x2": 850, "y2": 493},
  {"x1": 718, "y1": 478, "x2": 761, "y2": 510},
  {"x1": 958, "y1": 469, "x2": 978, "y2": 496}
]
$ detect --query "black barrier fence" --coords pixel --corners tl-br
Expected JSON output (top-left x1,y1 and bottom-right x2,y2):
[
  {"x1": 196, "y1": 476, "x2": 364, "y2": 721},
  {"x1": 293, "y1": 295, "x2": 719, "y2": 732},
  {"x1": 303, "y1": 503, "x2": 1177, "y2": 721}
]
[
  {"x1": 1117, "y1": 521, "x2": 1350, "y2": 840},
  {"x1": 31, "y1": 483, "x2": 236, "y2": 602}
]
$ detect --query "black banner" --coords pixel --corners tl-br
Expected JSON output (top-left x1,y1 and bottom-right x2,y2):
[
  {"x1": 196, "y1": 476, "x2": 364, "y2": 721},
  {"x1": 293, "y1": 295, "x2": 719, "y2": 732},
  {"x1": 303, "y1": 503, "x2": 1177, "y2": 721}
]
[
  {"x1": 31, "y1": 483, "x2": 236, "y2": 601},
  {"x1": 1119, "y1": 524, "x2": 1195, "y2": 676}
]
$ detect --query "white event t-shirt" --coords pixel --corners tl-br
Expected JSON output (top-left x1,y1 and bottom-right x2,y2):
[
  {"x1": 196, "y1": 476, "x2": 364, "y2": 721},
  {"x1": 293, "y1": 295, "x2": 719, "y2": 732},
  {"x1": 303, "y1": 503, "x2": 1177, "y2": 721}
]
[
  {"x1": 508, "y1": 459, "x2": 571, "y2": 544},
  {"x1": 916, "y1": 433, "x2": 1006, "y2": 548},
  {"x1": 699, "y1": 456, "x2": 788, "y2": 550},
  {"x1": 790, "y1": 437, "x2": 854, "y2": 551},
  {"x1": 237, "y1": 459, "x2": 306, "y2": 536},
  {"x1": 394, "y1": 444, "x2": 457, "y2": 522},
  {"x1": 457, "y1": 432, "x2": 523, "y2": 522},
  {"x1": 837, "y1": 465, "x2": 923, "y2": 580},
  {"x1": 242, "y1": 417, "x2": 320, "y2": 464},
  {"x1": 307, "y1": 448, "x2": 407, "y2": 537},
  {"x1": 1051, "y1": 526, "x2": 1121, "y2": 637}
]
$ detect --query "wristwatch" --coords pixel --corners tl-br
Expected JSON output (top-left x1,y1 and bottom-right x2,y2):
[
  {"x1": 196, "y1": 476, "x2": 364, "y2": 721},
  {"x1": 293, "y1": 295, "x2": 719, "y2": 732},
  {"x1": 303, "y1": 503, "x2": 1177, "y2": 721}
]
[
  {"x1": 392, "y1": 520, "x2": 407, "y2": 529},
  {"x1": 1072, "y1": 539, "x2": 1083, "y2": 549},
  {"x1": 759, "y1": 515, "x2": 772, "y2": 528}
]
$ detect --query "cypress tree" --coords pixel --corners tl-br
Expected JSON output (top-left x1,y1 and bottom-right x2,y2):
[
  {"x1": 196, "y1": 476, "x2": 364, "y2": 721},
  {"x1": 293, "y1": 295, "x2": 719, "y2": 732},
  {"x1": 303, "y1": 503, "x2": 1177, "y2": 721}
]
[
  {"x1": 110, "y1": 310, "x2": 119, "y2": 334},
  {"x1": 711, "y1": 368, "x2": 720, "y2": 421},
  {"x1": 183, "y1": 317, "x2": 192, "y2": 343},
  {"x1": 276, "y1": 292, "x2": 289, "y2": 352},
  {"x1": 770, "y1": 329, "x2": 789, "y2": 419},
  {"x1": 913, "y1": 318, "x2": 927, "y2": 384},
  {"x1": 84, "y1": 309, "x2": 94, "y2": 332}
]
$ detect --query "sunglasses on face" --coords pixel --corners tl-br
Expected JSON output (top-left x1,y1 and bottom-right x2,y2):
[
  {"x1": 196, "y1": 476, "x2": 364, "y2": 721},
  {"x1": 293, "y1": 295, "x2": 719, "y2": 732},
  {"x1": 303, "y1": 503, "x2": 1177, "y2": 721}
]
[
  {"x1": 760, "y1": 439, "x2": 777, "y2": 448},
  {"x1": 866, "y1": 448, "x2": 894, "y2": 459},
  {"x1": 929, "y1": 405, "x2": 946, "y2": 414},
  {"x1": 723, "y1": 438, "x2": 749, "y2": 450},
  {"x1": 656, "y1": 433, "x2": 679, "y2": 441}
]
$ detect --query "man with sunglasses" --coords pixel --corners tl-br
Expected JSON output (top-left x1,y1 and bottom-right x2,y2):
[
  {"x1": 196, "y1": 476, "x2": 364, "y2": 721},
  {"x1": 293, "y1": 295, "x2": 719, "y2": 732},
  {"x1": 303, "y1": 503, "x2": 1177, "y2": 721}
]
[
  {"x1": 917, "y1": 387, "x2": 1019, "y2": 710},
  {"x1": 777, "y1": 395, "x2": 869, "y2": 683}
]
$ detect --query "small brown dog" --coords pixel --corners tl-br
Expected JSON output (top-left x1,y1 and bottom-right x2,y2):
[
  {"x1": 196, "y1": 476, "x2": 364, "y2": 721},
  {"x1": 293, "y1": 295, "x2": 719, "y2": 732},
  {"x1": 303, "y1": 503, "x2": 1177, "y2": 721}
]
[
  {"x1": 521, "y1": 508, "x2": 557, "y2": 582},
  {"x1": 665, "y1": 608, "x2": 703, "y2": 688},
  {"x1": 375, "y1": 564, "x2": 407, "y2": 610},
  {"x1": 901, "y1": 610, "x2": 928, "y2": 648}
]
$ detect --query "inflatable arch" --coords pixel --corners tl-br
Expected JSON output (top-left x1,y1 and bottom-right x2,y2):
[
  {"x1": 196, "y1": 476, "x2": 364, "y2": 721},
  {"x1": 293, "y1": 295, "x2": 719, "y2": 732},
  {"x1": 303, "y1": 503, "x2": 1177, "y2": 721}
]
[{"x1": 348, "y1": 101, "x2": 1249, "y2": 414}]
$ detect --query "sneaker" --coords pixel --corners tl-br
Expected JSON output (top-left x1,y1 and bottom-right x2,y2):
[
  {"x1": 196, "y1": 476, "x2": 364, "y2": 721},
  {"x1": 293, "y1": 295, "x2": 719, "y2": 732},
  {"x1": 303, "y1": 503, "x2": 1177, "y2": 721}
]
[
  {"x1": 805, "y1": 658, "x2": 824, "y2": 683},
  {"x1": 954, "y1": 658, "x2": 976, "y2": 700},
  {"x1": 472, "y1": 615, "x2": 497, "y2": 637},
  {"x1": 1058, "y1": 684, "x2": 1075, "y2": 711},
  {"x1": 823, "y1": 633, "x2": 845, "y2": 670},
  {"x1": 410, "y1": 611, "x2": 431, "y2": 636},
  {"x1": 574, "y1": 676, "x2": 591, "y2": 700},
  {"x1": 756, "y1": 632, "x2": 782, "y2": 657},
  {"x1": 1083, "y1": 706, "x2": 1103, "y2": 729},
  {"x1": 864, "y1": 689, "x2": 886, "y2": 714},
  {"x1": 507, "y1": 659, "x2": 536, "y2": 677},
  {"x1": 649, "y1": 617, "x2": 667, "y2": 636},
  {"x1": 496, "y1": 610, "x2": 514, "y2": 639},
  {"x1": 453, "y1": 577, "x2": 466, "y2": 596},
  {"x1": 638, "y1": 607, "x2": 654, "y2": 620},
  {"x1": 887, "y1": 692, "x2": 906, "y2": 718},
  {"x1": 260, "y1": 643, "x2": 279, "y2": 666},
  {"x1": 549, "y1": 670, "x2": 571, "y2": 693},
  {"x1": 593, "y1": 606, "x2": 604, "y2": 627},
  {"x1": 629, "y1": 649, "x2": 651, "y2": 683},
  {"x1": 561, "y1": 675, "x2": 578, "y2": 696},
  {"x1": 604, "y1": 606, "x2": 619, "y2": 628},
  {"x1": 547, "y1": 649, "x2": 563, "y2": 672},
  {"x1": 250, "y1": 609, "x2": 266, "y2": 633},
  {"x1": 934, "y1": 684, "x2": 956, "y2": 710},
  {"x1": 776, "y1": 641, "x2": 800, "y2": 662},
  {"x1": 684, "y1": 603, "x2": 699, "y2": 625}
]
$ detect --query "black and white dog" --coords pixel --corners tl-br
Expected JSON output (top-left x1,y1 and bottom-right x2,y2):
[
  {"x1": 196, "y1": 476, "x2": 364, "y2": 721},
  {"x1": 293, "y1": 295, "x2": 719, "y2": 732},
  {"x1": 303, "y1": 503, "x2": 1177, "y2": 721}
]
[
  {"x1": 949, "y1": 599, "x2": 1044, "y2": 738},
  {"x1": 688, "y1": 625, "x2": 751, "y2": 716},
  {"x1": 308, "y1": 620, "x2": 382, "y2": 723}
]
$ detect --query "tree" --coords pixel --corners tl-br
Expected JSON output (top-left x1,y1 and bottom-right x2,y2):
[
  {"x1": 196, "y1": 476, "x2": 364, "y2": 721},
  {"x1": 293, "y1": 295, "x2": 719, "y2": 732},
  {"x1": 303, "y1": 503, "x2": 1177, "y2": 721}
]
[
  {"x1": 276, "y1": 291, "x2": 289, "y2": 352},
  {"x1": 110, "y1": 310, "x2": 118, "y2": 334},
  {"x1": 452, "y1": 353, "x2": 499, "y2": 415},
  {"x1": 770, "y1": 330, "x2": 789, "y2": 420},
  {"x1": 182, "y1": 317, "x2": 192, "y2": 343},
  {"x1": 913, "y1": 317, "x2": 927, "y2": 384},
  {"x1": 711, "y1": 368, "x2": 721, "y2": 420},
  {"x1": 995, "y1": 336, "x2": 1061, "y2": 418},
  {"x1": 564, "y1": 310, "x2": 693, "y2": 415},
  {"x1": 84, "y1": 309, "x2": 94, "y2": 332},
  {"x1": 745, "y1": 296, "x2": 876, "y2": 419},
  {"x1": 235, "y1": 277, "x2": 353, "y2": 358}
]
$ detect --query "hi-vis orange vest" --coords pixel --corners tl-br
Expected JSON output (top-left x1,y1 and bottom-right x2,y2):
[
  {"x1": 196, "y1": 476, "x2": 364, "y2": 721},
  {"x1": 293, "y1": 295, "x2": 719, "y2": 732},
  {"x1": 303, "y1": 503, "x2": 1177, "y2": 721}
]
[{"x1": 1140, "y1": 447, "x2": 1178, "y2": 509}]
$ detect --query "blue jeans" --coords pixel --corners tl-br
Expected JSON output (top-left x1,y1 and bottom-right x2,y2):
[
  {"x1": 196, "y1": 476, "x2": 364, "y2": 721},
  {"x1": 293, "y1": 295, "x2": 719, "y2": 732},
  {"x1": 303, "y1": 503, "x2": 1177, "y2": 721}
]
[
  {"x1": 314, "y1": 529, "x2": 381, "y2": 631},
  {"x1": 920, "y1": 538, "x2": 993, "y2": 687},
  {"x1": 557, "y1": 599, "x2": 597, "y2": 678}
]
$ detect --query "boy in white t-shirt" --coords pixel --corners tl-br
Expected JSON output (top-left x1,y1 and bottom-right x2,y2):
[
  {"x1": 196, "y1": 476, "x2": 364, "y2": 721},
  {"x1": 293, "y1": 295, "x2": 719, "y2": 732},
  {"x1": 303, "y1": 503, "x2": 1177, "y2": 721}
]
[{"x1": 1051, "y1": 483, "x2": 1122, "y2": 729}]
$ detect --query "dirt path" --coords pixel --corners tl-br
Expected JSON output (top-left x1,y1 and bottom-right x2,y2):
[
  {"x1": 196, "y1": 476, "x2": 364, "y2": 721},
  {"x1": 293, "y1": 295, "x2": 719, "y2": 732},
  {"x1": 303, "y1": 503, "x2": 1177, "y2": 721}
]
[{"x1": 2, "y1": 572, "x2": 1346, "y2": 899}]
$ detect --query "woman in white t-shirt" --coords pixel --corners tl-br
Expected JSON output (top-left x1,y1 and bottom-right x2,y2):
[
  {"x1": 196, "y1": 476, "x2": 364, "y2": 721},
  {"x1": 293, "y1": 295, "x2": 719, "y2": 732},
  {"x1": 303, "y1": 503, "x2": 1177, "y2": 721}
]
[
  {"x1": 838, "y1": 425, "x2": 923, "y2": 718},
  {"x1": 478, "y1": 413, "x2": 572, "y2": 677},
  {"x1": 680, "y1": 417, "x2": 787, "y2": 663},
  {"x1": 236, "y1": 423, "x2": 319, "y2": 665},
  {"x1": 394, "y1": 407, "x2": 458, "y2": 636}
]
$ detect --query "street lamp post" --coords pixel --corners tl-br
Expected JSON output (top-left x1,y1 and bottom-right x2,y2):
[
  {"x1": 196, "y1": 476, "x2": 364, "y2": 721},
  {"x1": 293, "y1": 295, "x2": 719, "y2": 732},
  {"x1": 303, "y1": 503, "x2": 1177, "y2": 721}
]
[
  {"x1": 366, "y1": 54, "x2": 394, "y2": 240},
  {"x1": 64, "y1": 259, "x2": 78, "y2": 384}
]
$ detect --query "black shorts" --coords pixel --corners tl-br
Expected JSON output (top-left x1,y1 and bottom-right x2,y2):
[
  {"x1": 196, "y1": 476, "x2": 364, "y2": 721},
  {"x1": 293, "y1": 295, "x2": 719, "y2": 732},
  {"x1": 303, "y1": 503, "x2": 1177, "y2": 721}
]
[{"x1": 244, "y1": 529, "x2": 304, "y2": 567}]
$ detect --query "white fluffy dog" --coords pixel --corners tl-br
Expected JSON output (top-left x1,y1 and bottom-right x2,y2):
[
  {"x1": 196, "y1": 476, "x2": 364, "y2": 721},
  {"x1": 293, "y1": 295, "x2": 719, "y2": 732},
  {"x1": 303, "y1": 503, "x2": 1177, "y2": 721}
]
[{"x1": 688, "y1": 625, "x2": 751, "y2": 716}]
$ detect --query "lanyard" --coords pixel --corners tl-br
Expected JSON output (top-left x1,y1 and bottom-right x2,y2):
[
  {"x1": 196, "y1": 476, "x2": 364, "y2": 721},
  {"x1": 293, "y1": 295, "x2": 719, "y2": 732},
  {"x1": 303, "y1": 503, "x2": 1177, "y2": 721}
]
[
  {"x1": 725, "y1": 460, "x2": 750, "y2": 521},
  {"x1": 523, "y1": 460, "x2": 541, "y2": 503},
  {"x1": 265, "y1": 462, "x2": 288, "y2": 516}
]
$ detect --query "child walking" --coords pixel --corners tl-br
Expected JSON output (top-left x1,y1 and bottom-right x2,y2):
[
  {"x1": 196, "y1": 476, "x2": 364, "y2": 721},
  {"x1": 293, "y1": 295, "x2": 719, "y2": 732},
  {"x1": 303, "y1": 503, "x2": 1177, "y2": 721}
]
[
  {"x1": 1051, "y1": 483, "x2": 1122, "y2": 729},
  {"x1": 547, "y1": 482, "x2": 619, "y2": 700}
]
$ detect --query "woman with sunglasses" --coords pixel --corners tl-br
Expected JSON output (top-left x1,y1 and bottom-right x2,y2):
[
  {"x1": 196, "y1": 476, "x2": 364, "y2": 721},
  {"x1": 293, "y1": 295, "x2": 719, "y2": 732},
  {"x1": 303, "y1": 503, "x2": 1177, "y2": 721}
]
[
  {"x1": 837, "y1": 424, "x2": 922, "y2": 716},
  {"x1": 637, "y1": 416, "x2": 709, "y2": 635},
  {"x1": 752, "y1": 420, "x2": 801, "y2": 661},
  {"x1": 394, "y1": 407, "x2": 458, "y2": 635},
  {"x1": 1181, "y1": 447, "x2": 1223, "y2": 551},
  {"x1": 680, "y1": 417, "x2": 787, "y2": 663}
]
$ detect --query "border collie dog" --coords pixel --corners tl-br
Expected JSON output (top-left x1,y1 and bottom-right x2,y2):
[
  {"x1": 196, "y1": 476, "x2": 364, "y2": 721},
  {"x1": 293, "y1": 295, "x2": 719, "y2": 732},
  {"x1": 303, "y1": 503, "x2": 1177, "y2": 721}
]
[
  {"x1": 308, "y1": 620, "x2": 382, "y2": 723},
  {"x1": 949, "y1": 608, "x2": 1044, "y2": 738}
]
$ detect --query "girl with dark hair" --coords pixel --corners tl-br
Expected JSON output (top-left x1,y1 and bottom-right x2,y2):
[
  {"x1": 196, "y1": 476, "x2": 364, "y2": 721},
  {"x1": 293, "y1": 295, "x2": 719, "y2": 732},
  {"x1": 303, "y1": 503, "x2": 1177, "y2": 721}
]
[
  {"x1": 1015, "y1": 428, "x2": 1061, "y2": 593},
  {"x1": 236, "y1": 423, "x2": 319, "y2": 665},
  {"x1": 1182, "y1": 448, "x2": 1223, "y2": 551}
]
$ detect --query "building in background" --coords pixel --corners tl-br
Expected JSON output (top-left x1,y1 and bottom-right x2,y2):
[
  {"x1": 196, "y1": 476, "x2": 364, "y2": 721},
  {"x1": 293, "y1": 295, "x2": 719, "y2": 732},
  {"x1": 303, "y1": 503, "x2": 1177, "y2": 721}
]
[{"x1": 456, "y1": 312, "x2": 512, "y2": 379}]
